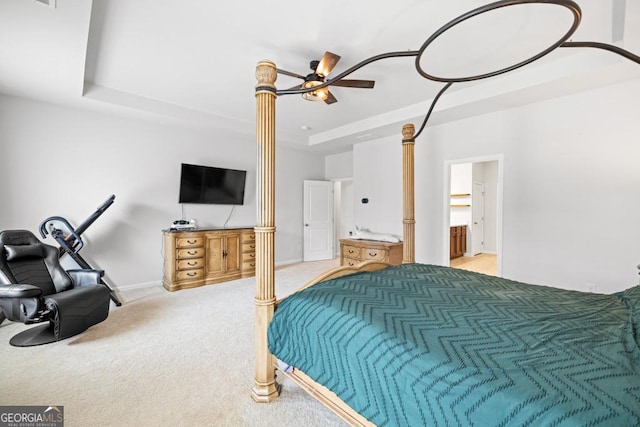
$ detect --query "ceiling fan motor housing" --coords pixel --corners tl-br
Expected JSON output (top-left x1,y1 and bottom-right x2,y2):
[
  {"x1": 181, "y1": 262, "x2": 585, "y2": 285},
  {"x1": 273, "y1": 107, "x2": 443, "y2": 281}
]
[{"x1": 305, "y1": 72, "x2": 324, "y2": 82}]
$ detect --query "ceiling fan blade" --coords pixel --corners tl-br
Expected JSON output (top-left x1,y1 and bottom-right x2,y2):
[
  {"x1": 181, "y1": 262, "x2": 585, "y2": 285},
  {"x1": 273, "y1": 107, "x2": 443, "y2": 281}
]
[
  {"x1": 324, "y1": 90, "x2": 338, "y2": 105},
  {"x1": 331, "y1": 79, "x2": 375, "y2": 89},
  {"x1": 277, "y1": 68, "x2": 306, "y2": 80},
  {"x1": 316, "y1": 51, "x2": 341, "y2": 77}
]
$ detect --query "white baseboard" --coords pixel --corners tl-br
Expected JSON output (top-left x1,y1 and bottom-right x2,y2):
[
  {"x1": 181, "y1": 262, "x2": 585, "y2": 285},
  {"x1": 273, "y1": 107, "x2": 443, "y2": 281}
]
[
  {"x1": 276, "y1": 258, "x2": 303, "y2": 267},
  {"x1": 112, "y1": 280, "x2": 162, "y2": 293},
  {"x1": 463, "y1": 250, "x2": 497, "y2": 257},
  {"x1": 114, "y1": 258, "x2": 307, "y2": 294}
]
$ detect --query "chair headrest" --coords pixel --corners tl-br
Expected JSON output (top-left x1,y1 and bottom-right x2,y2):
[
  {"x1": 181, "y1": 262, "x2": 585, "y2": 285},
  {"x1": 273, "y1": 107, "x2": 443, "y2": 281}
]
[
  {"x1": 0, "y1": 230, "x2": 42, "y2": 246},
  {"x1": 0, "y1": 230, "x2": 47, "y2": 262},
  {"x1": 4, "y1": 244, "x2": 45, "y2": 261}
]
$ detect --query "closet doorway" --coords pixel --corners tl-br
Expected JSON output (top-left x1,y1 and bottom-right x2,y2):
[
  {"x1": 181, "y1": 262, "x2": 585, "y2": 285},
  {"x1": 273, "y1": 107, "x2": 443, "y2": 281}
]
[{"x1": 445, "y1": 156, "x2": 503, "y2": 277}]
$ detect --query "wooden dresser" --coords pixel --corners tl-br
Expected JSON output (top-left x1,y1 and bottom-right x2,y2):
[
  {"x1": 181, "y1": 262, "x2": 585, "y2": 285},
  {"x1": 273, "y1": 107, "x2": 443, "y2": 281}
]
[
  {"x1": 340, "y1": 238, "x2": 403, "y2": 267},
  {"x1": 163, "y1": 227, "x2": 256, "y2": 291}
]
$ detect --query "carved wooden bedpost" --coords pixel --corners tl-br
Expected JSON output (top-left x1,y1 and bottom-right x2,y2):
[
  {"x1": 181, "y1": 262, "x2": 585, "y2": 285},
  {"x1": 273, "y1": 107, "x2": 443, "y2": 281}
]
[
  {"x1": 402, "y1": 123, "x2": 416, "y2": 263},
  {"x1": 252, "y1": 60, "x2": 280, "y2": 402}
]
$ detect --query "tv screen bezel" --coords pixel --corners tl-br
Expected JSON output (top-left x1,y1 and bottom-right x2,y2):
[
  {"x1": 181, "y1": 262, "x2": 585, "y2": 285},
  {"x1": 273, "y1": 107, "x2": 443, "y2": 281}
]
[{"x1": 178, "y1": 163, "x2": 247, "y2": 205}]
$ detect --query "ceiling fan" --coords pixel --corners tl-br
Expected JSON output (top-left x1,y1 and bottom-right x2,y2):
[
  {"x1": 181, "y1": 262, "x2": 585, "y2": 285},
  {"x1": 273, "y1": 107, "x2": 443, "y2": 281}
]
[{"x1": 277, "y1": 51, "x2": 375, "y2": 104}]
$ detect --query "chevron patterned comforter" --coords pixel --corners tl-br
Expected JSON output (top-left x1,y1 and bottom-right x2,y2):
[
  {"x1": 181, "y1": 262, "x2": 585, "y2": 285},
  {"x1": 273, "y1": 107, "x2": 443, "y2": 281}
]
[{"x1": 268, "y1": 263, "x2": 640, "y2": 426}]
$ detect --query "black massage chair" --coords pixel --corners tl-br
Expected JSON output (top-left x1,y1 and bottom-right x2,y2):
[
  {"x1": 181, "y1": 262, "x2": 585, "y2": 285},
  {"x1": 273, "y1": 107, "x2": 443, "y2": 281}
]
[{"x1": 0, "y1": 230, "x2": 110, "y2": 346}]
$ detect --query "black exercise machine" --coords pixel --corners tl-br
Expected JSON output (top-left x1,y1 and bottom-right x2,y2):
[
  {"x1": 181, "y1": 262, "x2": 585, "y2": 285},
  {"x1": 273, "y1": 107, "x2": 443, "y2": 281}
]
[{"x1": 39, "y1": 195, "x2": 122, "y2": 306}]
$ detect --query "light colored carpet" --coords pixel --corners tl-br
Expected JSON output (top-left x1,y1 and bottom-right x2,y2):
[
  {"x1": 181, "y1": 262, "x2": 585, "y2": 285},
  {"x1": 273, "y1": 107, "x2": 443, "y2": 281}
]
[{"x1": 0, "y1": 259, "x2": 346, "y2": 427}]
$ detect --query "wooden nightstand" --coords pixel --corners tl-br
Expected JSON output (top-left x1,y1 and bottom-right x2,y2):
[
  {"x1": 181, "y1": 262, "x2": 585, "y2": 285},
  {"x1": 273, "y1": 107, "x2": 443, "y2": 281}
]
[{"x1": 340, "y1": 238, "x2": 403, "y2": 267}]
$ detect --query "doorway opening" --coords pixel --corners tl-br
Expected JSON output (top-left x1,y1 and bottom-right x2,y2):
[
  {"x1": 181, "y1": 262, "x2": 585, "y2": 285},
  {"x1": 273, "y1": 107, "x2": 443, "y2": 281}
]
[
  {"x1": 444, "y1": 156, "x2": 503, "y2": 276},
  {"x1": 333, "y1": 179, "x2": 354, "y2": 257},
  {"x1": 302, "y1": 179, "x2": 354, "y2": 262}
]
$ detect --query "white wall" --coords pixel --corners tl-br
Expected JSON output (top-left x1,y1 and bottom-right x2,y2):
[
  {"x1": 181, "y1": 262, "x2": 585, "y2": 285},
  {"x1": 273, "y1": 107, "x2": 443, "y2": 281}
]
[
  {"x1": 325, "y1": 151, "x2": 353, "y2": 180},
  {"x1": 354, "y1": 77, "x2": 640, "y2": 294},
  {"x1": 0, "y1": 94, "x2": 324, "y2": 289},
  {"x1": 353, "y1": 137, "x2": 403, "y2": 237}
]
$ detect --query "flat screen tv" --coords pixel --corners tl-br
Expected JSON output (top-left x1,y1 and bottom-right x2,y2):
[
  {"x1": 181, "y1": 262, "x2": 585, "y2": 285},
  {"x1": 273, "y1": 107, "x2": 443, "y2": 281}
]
[{"x1": 179, "y1": 163, "x2": 247, "y2": 205}]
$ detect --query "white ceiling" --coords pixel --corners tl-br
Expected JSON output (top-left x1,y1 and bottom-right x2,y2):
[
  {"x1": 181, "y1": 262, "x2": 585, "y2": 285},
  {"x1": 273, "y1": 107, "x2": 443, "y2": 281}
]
[{"x1": 1, "y1": 0, "x2": 639, "y2": 154}]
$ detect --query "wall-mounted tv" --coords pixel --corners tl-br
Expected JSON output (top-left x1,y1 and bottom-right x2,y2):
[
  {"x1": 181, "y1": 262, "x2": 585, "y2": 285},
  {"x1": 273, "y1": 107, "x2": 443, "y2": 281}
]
[{"x1": 179, "y1": 163, "x2": 247, "y2": 205}]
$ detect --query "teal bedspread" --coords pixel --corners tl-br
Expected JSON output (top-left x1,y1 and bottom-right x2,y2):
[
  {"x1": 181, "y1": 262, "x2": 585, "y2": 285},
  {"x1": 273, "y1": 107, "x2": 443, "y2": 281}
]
[{"x1": 268, "y1": 263, "x2": 640, "y2": 426}]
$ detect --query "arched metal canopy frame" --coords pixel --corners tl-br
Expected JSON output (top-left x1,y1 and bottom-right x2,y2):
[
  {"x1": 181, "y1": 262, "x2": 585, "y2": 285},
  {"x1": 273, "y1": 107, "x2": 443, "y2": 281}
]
[
  {"x1": 274, "y1": 0, "x2": 640, "y2": 142},
  {"x1": 414, "y1": 0, "x2": 582, "y2": 83}
]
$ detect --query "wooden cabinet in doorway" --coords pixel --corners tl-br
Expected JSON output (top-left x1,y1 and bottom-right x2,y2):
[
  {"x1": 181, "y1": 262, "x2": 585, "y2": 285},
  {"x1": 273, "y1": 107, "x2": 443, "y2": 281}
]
[{"x1": 450, "y1": 225, "x2": 467, "y2": 259}]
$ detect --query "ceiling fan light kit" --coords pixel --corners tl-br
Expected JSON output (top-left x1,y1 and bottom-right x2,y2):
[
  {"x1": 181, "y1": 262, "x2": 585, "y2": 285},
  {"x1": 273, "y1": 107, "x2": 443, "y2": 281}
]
[{"x1": 301, "y1": 80, "x2": 329, "y2": 102}]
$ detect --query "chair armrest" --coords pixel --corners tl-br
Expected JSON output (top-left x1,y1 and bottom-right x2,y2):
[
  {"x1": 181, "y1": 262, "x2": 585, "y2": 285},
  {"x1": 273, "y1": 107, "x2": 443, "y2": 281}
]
[
  {"x1": 0, "y1": 284, "x2": 43, "y2": 298},
  {"x1": 67, "y1": 269, "x2": 104, "y2": 287},
  {"x1": 0, "y1": 284, "x2": 46, "y2": 323}
]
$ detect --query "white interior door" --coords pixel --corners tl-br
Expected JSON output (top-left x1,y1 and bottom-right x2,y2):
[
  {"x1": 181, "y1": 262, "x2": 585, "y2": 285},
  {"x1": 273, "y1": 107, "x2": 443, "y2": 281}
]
[
  {"x1": 471, "y1": 182, "x2": 484, "y2": 255},
  {"x1": 303, "y1": 180, "x2": 334, "y2": 261}
]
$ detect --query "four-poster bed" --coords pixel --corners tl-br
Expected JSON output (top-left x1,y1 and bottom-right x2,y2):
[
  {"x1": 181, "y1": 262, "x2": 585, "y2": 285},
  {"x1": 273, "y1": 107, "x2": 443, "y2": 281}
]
[{"x1": 252, "y1": 1, "x2": 640, "y2": 425}]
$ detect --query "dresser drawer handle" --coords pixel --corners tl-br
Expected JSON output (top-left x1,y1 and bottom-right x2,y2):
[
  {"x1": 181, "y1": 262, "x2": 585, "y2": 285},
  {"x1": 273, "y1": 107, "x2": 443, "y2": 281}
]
[
  {"x1": 187, "y1": 250, "x2": 197, "y2": 255},
  {"x1": 368, "y1": 252, "x2": 378, "y2": 257},
  {"x1": 186, "y1": 272, "x2": 197, "y2": 277},
  {"x1": 187, "y1": 261, "x2": 197, "y2": 266},
  {"x1": 187, "y1": 240, "x2": 197, "y2": 244},
  {"x1": 249, "y1": 254, "x2": 255, "y2": 258},
  {"x1": 348, "y1": 249, "x2": 356, "y2": 254}
]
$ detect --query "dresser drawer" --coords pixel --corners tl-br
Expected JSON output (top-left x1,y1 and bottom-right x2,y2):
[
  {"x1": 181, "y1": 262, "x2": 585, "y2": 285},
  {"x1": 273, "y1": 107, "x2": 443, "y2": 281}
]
[
  {"x1": 242, "y1": 232, "x2": 256, "y2": 243},
  {"x1": 242, "y1": 252, "x2": 256, "y2": 262},
  {"x1": 361, "y1": 248, "x2": 386, "y2": 261},
  {"x1": 177, "y1": 247, "x2": 205, "y2": 259},
  {"x1": 242, "y1": 260, "x2": 256, "y2": 271},
  {"x1": 176, "y1": 237, "x2": 204, "y2": 248},
  {"x1": 177, "y1": 258, "x2": 204, "y2": 270},
  {"x1": 176, "y1": 268, "x2": 204, "y2": 281},
  {"x1": 242, "y1": 241, "x2": 256, "y2": 252},
  {"x1": 342, "y1": 257, "x2": 359, "y2": 267},
  {"x1": 342, "y1": 245, "x2": 361, "y2": 258}
]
